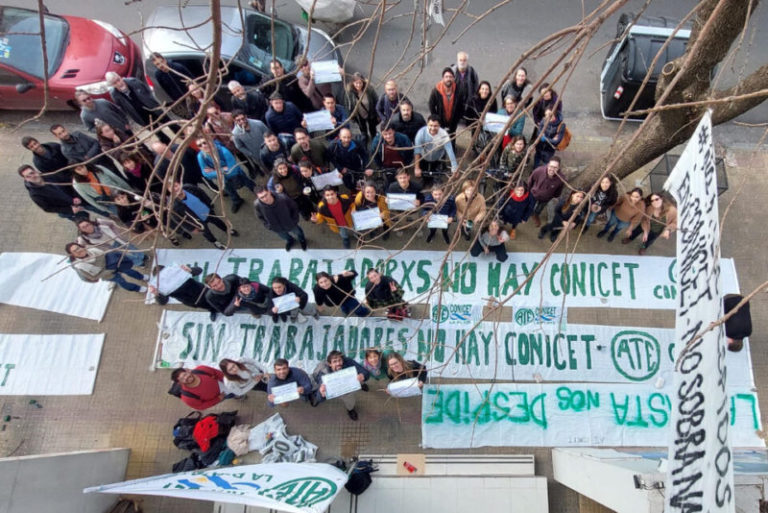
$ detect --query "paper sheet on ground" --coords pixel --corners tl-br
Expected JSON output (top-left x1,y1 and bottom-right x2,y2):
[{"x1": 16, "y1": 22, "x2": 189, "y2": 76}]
[
  {"x1": 0, "y1": 252, "x2": 113, "y2": 321},
  {"x1": 0, "y1": 333, "x2": 104, "y2": 395}
]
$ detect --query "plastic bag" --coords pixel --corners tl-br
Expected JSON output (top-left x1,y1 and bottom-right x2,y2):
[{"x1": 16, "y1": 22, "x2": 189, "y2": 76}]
[{"x1": 294, "y1": 0, "x2": 356, "y2": 22}]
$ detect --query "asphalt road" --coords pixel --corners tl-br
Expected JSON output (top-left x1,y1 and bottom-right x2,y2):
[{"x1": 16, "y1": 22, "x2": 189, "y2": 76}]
[{"x1": 6, "y1": 0, "x2": 767, "y2": 124}]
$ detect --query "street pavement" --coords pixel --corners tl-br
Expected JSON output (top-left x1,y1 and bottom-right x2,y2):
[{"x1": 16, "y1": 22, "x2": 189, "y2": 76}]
[{"x1": 0, "y1": 2, "x2": 766, "y2": 512}]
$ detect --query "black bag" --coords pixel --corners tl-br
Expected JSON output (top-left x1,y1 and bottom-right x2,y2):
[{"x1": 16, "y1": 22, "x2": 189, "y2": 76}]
[
  {"x1": 173, "y1": 412, "x2": 202, "y2": 451},
  {"x1": 172, "y1": 453, "x2": 203, "y2": 472},
  {"x1": 344, "y1": 459, "x2": 378, "y2": 495}
]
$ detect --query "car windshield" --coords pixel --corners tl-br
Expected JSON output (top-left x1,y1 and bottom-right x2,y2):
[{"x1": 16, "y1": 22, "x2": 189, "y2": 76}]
[
  {"x1": 239, "y1": 13, "x2": 295, "y2": 75},
  {"x1": 0, "y1": 7, "x2": 67, "y2": 79}
]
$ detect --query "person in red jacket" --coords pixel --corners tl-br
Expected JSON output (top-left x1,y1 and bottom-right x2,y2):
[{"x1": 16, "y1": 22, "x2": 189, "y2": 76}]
[{"x1": 171, "y1": 366, "x2": 227, "y2": 410}]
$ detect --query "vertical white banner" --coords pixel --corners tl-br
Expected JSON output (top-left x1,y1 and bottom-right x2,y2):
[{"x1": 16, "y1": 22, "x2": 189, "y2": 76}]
[{"x1": 663, "y1": 111, "x2": 733, "y2": 512}]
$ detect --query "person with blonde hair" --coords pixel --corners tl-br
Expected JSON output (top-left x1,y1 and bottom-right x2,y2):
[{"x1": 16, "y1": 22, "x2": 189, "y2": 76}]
[
  {"x1": 622, "y1": 192, "x2": 677, "y2": 255},
  {"x1": 455, "y1": 179, "x2": 486, "y2": 240}
]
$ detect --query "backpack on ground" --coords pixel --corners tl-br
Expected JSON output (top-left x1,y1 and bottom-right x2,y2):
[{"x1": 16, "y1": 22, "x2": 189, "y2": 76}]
[
  {"x1": 556, "y1": 123, "x2": 572, "y2": 151},
  {"x1": 173, "y1": 412, "x2": 202, "y2": 451},
  {"x1": 344, "y1": 459, "x2": 378, "y2": 495}
]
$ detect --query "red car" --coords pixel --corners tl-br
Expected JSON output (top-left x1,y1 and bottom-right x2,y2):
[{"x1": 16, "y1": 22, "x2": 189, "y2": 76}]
[{"x1": 0, "y1": 6, "x2": 143, "y2": 110}]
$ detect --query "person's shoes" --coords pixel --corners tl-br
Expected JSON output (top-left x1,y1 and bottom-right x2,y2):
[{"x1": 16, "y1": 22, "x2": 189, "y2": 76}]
[
  {"x1": 310, "y1": 394, "x2": 320, "y2": 407},
  {"x1": 142, "y1": 255, "x2": 151, "y2": 268},
  {"x1": 170, "y1": 237, "x2": 180, "y2": 246},
  {"x1": 621, "y1": 237, "x2": 632, "y2": 245},
  {"x1": 210, "y1": 312, "x2": 218, "y2": 322},
  {"x1": 214, "y1": 241, "x2": 227, "y2": 250},
  {"x1": 361, "y1": 383, "x2": 369, "y2": 392},
  {"x1": 426, "y1": 232, "x2": 434, "y2": 243},
  {"x1": 231, "y1": 201, "x2": 243, "y2": 213},
  {"x1": 596, "y1": 229, "x2": 608, "y2": 239},
  {"x1": 300, "y1": 239, "x2": 307, "y2": 251},
  {"x1": 251, "y1": 313, "x2": 262, "y2": 319},
  {"x1": 463, "y1": 230, "x2": 471, "y2": 241},
  {"x1": 638, "y1": 247, "x2": 646, "y2": 256},
  {"x1": 532, "y1": 215, "x2": 541, "y2": 228},
  {"x1": 342, "y1": 239, "x2": 351, "y2": 249},
  {"x1": 347, "y1": 408, "x2": 359, "y2": 421},
  {"x1": 312, "y1": 310, "x2": 319, "y2": 320},
  {"x1": 537, "y1": 228, "x2": 546, "y2": 239},
  {"x1": 607, "y1": 231, "x2": 617, "y2": 242},
  {"x1": 442, "y1": 230, "x2": 450, "y2": 244},
  {"x1": 142, "y1": 274, "x2": 151, "y2": 281},
  {"x1": 295, "y1": 312, "x2": 308, "y2": 324},
  {"x1": 229, "y1": 229, "x2": 239, "y2": 237},
  {"x1": 138, "y1": 286, "x2": 148, "y2": 293},
  {"x1": 549, "y1": 232, "x2": 557, "y2": 242},
  {"x1": 285, "y1": 239, "x2": 294, "y2": 252},
  {"x1": 382, "y1": 230, "x2": 390, "y2": 240},
  {"x1": 182, "y1": 231, "x2": 193, "y2": 239},
  {"x1": 508, "y1": 228, "x2": 516, "y2": 240},
  {"x1": 582, "y1": 225, "x2": 589, "y2": 233}
]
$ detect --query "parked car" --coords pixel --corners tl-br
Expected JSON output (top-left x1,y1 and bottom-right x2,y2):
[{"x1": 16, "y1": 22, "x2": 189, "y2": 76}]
[
  {"x1": 600, "y1": 13, "x2": 690, "y2": 120},
  {"x1": 0, "y1": 5, "x2": 143, "y2": 110},
  {"x1": 142, "y1": 5, "x2": 342, "y2": 109}
]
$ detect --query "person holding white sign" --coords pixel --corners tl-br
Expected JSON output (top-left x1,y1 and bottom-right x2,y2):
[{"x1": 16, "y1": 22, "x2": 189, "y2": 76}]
[
  {"x1": 296, "y1": 57, "x2": 333, "y2": 111},
  {"x1": 312, "y1": 350, "x2": 370, "y2": 421},
  {"x1": 385, "y1": 352, "x2": 427, "y2": 390},
  {"x1": 313, "y1": 271, "x2": 370, "y2": 317},
  {"x1": 149, "y1": 264, "x2": 219, "y2": 321},
  {"x1": 268, "y1": 277, "x2": 317, "y2": 323},
  {"x1": 354, "y1": 182, "x2": 392, "y2": 240},
  {"x1": 311, "y1": 186, "x2": 356, "y2": 249},
  {"x1": 422, "y1": 182, "x2": 456, "y2": 244},
  {"x1": 497, "y1": 95, "x2": 525, "y2": 142},
  {"x1": 267, "y1": 358, "x2": 314, "y2": 407},
  {"x1": 219, "y1": 358, "x2": 268, "y2": 397}
]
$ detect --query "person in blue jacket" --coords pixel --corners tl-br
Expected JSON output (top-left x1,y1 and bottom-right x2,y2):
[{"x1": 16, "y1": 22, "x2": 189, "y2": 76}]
[
  {"x1": 533, "y1": 108, "x2": 566, "y2": 168},
  {"x1": 196, "y1": 136, "x2": 256, "y2": 213}
]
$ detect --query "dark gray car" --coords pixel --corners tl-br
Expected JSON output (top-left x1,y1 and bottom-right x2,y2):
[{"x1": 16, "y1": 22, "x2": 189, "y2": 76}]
[{"x1": 141, "y1": 5, "x2": 341, "y2": 108}]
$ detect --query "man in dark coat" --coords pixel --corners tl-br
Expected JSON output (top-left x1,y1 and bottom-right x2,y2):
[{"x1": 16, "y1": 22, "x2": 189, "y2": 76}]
[
  {"x1": 388, "y1": 101, "x2": 427, "y2": 144},
  {"x1": 229, "y1": 80, "x2": 268, "y2": 122},
  {"x1": 22, "y1": 136, "x2": 71, "y2": 181},
  {"x1": 724, "y1": 294, "x2": 752, "y2": 352},
  {"x1": 50, "y1": 124, "x2": 117, "y2": 172},
  {"x1": 204, "y1": 273, "x2": 245, "y2": 316},
  {"x1": 150, "y1": 141, "x2": 203, "y2": 186},
  {"x1": 18, "y1": 165, "x2": 92, "y2": 219},
  {"x1": 254, "y1": 187, "x2": 307, "y2": 251},
  {"x1": 149, "y1": 265, "x2": 219, "y2": 321},
  {"x1": 170, "y1": 181, "x2": 238, "y2": 249},
  {"x1": 150, "y1": 53, "x2": 194, "y2": 106},
  {"x1": 107, "y1": 72, "x2": 172, "y2": 144},
  {"x1": 427, "y1": 67, "x2": 467, "y2": 138},
  {"x1": 451, "y1": 51, "x2": 479, "y2": 123}
]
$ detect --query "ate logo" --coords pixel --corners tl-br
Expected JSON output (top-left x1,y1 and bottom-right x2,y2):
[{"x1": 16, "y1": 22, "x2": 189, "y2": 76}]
[
  {"x1": 259, "y1": 477, "x2": 338, "y2": 507},
  {"x1": 610, "y1": 330, "x2": 661, "y2": 381}
]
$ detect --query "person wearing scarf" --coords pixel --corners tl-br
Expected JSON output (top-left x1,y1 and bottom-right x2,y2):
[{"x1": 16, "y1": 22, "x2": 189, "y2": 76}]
[{"x1": 428, "y1": 67, "x2": 467, "y2": 139}]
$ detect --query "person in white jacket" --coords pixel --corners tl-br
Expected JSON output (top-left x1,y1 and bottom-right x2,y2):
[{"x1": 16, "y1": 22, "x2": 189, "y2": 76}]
[{"x1": 218, "y1": 358, "x2": 269, "y2": 397}]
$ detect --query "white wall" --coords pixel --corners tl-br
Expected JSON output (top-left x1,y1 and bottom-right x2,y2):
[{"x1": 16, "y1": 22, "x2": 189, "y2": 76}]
[{"x1": 0, "y1": 448, "x2": 130, "y2": 513}]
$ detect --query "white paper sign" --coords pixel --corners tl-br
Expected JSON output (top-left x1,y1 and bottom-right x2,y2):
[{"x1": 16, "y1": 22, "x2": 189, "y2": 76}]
[
  {"x1": 386, "y1": 193, "x2": 417, "y2": 211},
  {"x1": 272, "y1": 293, "x2": 299, "y2": 313},
  {"x1": 272, "y1": 382, "x2": 300, "y2": 405},
  {"x1": 154, "y1": 264, "x2": 190, "y2": 296},
  {"x1": 352, "y1": 208, "x2": 384, "y2": 231},
  {"x1": 427, "y1": 214, "x2": 449, "y2": 229},
  {"x1": 663, "y1": 112, "x2": 734, "y2": 513},
  {"x1": 484, "y1": 113, "x2": 510, "y2": 134},
  {"x1": 304, "y1": 110, "x2": 334, "y2": 132},
  {"x1": 323, "y1": 366, "x2": 360, "y2": 399},
  {"x1": 387, "y1": 377, "x2": 422, "y2": 397},
  {"x1": 310, "y1": 169, "x2": 343, "y2": 189},
  {"x1": 311, "y1": 60, "x2": 342, "y2": 84},
  {"x1": 85, "y1": 463, "x2": 349, "y2": 513}
]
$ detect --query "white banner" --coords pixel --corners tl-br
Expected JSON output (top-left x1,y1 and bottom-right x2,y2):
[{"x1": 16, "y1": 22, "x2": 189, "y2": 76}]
[
  {"x1": 85, "y1": 463, "x2": 348, "y2": 513},
  {"x1": 664, "y1": 112, "x2": 734, "y2": 512},
  {"x1": 421, "y1": 383, "x2": 763, "y2": 449},
  {"x1": 154, "y1": 310, "x2": 754, "y2": 387},
  {"x1": 0, "y1": 334, "x2": 104, "y2": 395},
  {"x1": 0, "y1": 252, "x2": 113, "y2": 321},
  {"x1": 155, "y1": 249, "x2": 740, "y2": 310}
]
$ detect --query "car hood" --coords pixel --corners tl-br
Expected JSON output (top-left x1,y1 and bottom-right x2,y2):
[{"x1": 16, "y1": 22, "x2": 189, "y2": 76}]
[
  {"x1": 142, "y1": 5, "x2": 245, "y2": 60},
  {"x1": 55, "y1": 16, "x2": 132, "y2": 83}
]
